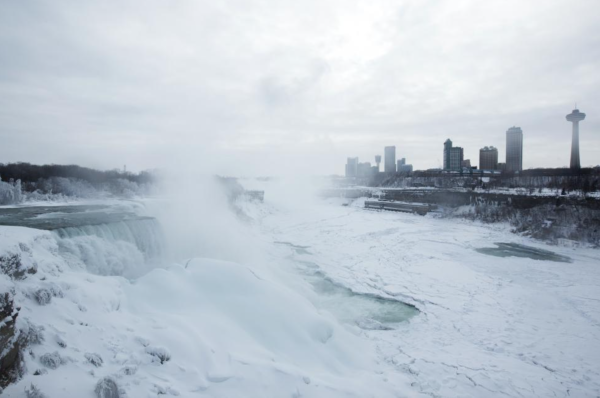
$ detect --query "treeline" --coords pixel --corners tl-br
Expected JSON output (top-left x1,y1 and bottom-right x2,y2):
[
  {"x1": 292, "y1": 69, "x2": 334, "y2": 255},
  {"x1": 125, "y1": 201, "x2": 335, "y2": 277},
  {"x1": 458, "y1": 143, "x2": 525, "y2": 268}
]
[
  {"x1": 0, "y1": 163, "x2": 157, "y2": 205},
  {"x1": 374, "y1": 167, "x2": 600, "y2": 193},
  {"x1": 0, "y1": 163, "x2": 154, "y2": 186},
  {"x1": 442, "y1": 203, "x2": 600, "y2": 246}
]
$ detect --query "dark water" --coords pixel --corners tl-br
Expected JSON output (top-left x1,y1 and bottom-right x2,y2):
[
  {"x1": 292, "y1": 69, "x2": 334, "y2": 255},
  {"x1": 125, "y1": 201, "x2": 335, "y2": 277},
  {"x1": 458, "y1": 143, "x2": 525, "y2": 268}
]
[
  {"x1": 275, "y1": 241, "x2": 419, "y2": 329},
  {"x1": 0, "y1": 205, "x2": 151, "y2": 230},
  {"x1": 476, "y1": 242, "x2": 572, "y2": 263}
]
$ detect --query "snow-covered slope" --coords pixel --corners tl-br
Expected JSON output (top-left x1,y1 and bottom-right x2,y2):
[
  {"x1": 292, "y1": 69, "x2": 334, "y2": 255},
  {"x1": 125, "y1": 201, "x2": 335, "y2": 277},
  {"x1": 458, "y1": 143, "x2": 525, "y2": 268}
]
[{"x1": 0, "y1": 199, "x2": 415, "y2": 397}]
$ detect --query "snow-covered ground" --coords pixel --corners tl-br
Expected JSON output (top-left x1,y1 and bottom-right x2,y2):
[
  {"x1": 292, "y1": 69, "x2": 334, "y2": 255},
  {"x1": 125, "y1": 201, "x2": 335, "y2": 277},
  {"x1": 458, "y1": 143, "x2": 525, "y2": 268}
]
[
  {"x1": 253, "y1": 191, "x2": 600, "y2": 398},
  {"x1": 0, "y1": 194, "x2": 412, "y2": 397},
  {"x1": 2, "y1": 181, "x2": 600, "y2": 397}
]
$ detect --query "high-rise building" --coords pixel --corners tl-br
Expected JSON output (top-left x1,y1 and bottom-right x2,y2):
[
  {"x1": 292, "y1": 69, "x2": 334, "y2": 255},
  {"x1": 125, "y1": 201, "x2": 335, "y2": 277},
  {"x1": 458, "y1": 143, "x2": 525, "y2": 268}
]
[
  {"x1": 357, "y1": 162, "x2": 373, "y2": 177},
  {"x1": 398, "y1": 164, "x2": 413, "y2": 173},
  {"x1": 566, "y1": 108, "x2": 586, "y2": 170},
  {"x1": 443, "y1": 139, "x2": 464, "y2": 171},
  {"x1": 506, "y1": 127, "x2": 523, "y2": 172},
  {"x1": 384, "y1": 146, "x2": 396, "y2": 173},
  {"x1": 374, "y1": 155, "x2": 382, "y2": 172},
  {"x1": 397, "y1": 157, "x2": 412, "y2": 173},
  {"x1": 462, "y1": 159, "x2": 472, "y2": 168},
  {"x1": 345, "y1": 157, "x2": 358, "y2": 177},
  {"x1": 479, "y1": 146, "x2": 499, "y2": 170}
]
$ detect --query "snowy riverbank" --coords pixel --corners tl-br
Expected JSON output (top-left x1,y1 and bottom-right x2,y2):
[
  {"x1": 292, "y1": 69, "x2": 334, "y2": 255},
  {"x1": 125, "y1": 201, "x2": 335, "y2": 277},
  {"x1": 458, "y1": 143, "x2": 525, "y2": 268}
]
[{"x1": 2, "y1": 186, "x2": 600, "y2": 397}]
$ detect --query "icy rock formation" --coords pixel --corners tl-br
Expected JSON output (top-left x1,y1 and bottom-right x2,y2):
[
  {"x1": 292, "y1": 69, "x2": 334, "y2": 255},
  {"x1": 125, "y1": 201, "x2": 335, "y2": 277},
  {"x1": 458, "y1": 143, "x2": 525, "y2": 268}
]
[
  {"x1": 145, "y1": 346, "x2": 171, "y2": 364},
  {"x1": 25, "y1": 383, "x2": 46, "y2": 398},
  {"x1": 33, "y1": 289, "x2": 52, "y2": 306},
  {"x1": 55, "y1": 335, "x2": 67, "y2": 348},
  {"x1": 95, "y1": 377, "x2": 120, "y2": 398},
  {"x1": 0, "y1": 289, "x2": 22, "y2": 388},
  {"x1": 85, "y1": 353, "x2": 103, "y2": 367},
  {"x1": 0, "y1": 253, "x2": 36, "y2": 280},
  {"x1": 39, "y1": 352, "x2": 63, "y2": 369}
]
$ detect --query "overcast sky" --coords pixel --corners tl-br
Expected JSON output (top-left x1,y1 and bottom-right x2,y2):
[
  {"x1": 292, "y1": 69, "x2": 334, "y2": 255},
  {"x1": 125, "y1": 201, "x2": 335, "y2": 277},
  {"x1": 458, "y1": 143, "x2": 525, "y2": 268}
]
[{"x1": 1, "y1": 0, "x2": 598, "y2": 176}]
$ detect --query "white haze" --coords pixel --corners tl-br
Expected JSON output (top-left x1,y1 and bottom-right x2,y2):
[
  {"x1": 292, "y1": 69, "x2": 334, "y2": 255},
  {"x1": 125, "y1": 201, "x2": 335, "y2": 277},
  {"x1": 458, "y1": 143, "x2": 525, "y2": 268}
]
[
  {"x1": 1, "y1": 0, "x2": 599, "y2": 174},
  {"x1": 146, "y1": 173, "x2": 265, "y2": 265}
]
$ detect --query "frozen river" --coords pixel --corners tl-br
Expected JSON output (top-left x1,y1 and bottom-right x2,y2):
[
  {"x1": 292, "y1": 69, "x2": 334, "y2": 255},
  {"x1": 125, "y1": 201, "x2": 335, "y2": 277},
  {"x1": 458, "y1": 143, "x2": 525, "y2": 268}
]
[
  {"x1": 1, "y1": 194, "x2": 599, "y2": 397},
  {"x1": 258, "y1": 196, "x2": 600, "y2": 397}
]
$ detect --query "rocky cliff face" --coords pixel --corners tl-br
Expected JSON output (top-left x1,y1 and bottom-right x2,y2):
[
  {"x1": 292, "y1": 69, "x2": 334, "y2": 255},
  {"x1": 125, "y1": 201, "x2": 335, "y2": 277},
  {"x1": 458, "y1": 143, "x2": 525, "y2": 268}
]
[{"x1": 0, "y1": 289, "x2": 22, "y2": 390}]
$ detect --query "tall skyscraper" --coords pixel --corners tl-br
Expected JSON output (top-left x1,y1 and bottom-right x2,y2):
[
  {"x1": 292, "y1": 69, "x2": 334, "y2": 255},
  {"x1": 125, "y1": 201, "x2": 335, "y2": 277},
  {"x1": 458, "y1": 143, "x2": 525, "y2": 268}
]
[
  {"x1": 384, "y1": 146, "x2": 396, "y2": 173},
  {"x1": 357, "y1": 162, "x2": 372, "y2": 177},
  {"x1": 397, "y1": 159, "x2": 404, "y2": 171},
  {"x1": 374, "y1": 155, "x2": 382, "y2": 172},
  {"x1": 345, "y1": 157, "x2": 358, "y2": 177},
  {"x1": 566, "y1": 108, "x2": 586, "y2": 170},
  {"x1": 479, "y1": 146, "x2": 498, "y2": 170},
  {"x1": 443, "y1": 139, "x2": 464, "y2": 171},
  {"x1": 506, "y1": 127, "x2": 523, "y2": 172}
]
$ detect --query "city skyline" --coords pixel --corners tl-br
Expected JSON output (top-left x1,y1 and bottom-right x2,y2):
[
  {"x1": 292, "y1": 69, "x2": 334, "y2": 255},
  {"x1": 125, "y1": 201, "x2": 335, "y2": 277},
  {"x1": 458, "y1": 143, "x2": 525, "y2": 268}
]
[
  {"x1": 342, "y1": 104, "x2": 600, "y2": 172},
  {"x1": 0, "y1": 1, "x2": 599, "y2": 177}
]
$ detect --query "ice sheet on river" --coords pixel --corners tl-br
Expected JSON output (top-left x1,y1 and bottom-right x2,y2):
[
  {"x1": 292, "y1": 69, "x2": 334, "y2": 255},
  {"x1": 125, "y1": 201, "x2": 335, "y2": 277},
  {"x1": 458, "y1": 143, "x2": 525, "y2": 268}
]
[{"x1": 258, "y1": 196, "x2": 600, "y2": 398}]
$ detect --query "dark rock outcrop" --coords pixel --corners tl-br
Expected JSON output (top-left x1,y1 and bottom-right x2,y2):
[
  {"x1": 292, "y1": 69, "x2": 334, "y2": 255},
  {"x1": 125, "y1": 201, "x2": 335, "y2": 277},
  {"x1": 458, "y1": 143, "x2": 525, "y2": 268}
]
[{"x1": 0, "y1": 290, "x2": 23, "y2": 389}]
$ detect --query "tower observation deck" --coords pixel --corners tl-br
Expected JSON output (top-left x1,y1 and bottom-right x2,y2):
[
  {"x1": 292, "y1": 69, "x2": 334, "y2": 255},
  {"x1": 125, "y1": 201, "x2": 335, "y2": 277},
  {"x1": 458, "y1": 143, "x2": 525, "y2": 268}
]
[{"x1": 566, "y1": 109, "x2": 586, "y2": 170}]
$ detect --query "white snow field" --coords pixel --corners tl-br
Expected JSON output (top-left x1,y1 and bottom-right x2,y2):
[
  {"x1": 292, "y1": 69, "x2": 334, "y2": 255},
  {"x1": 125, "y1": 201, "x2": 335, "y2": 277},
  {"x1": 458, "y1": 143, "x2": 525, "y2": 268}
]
[
  {"x1": 2, "y1": 180, "x2": 600, "y2": 397},
  {"x1": 251, "y1": 187, "x2": 600, "y2": 398}
]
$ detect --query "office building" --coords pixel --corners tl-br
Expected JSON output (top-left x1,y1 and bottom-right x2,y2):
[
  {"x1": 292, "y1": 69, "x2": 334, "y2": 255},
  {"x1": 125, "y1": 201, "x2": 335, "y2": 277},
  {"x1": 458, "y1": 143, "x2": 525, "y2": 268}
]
[
  {"x1": 397, "y1": 159, "x2": 405, "y2": 171},
  {"x1": 479, "y1": 146, "x2": 499, "y2": 170},
  {"x1": 384, "y1": 146, "x2": 396, "y2": 173},
  {"x1": 375, "y1": 155, "x2": 381, "y2": 172},
  {"x1": 345, "y1": 157, "x2": 358, "y2": 177},
  {"x1": 398, "y1": 164, "x2": 413, "y2": 173},
  {"x1": 506, "y1": 127, "x2": 523, "y2": 172},
  {"x1": 443, "y1": 139, "x2": 464, "y2": 171},
  {"x1": 566, "y1": 108, "x2": 586, "y2": 170},
  {"x1": 357, "y1": 162, "x2": 373, "y2": 177}
]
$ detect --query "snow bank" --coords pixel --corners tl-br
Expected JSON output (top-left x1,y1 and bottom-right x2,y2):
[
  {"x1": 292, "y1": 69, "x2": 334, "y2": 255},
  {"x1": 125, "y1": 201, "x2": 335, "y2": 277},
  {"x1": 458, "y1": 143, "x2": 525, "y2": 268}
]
[{"x1": 1, "y1": 206, "x2": 408, "y2": 397}]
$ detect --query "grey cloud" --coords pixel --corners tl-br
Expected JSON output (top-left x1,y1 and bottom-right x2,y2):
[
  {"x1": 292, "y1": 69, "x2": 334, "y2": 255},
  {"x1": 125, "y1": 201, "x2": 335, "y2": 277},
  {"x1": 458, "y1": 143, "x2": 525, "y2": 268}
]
[{"x1": 0, "y1": 0, "x2": 598, "y2": 175}]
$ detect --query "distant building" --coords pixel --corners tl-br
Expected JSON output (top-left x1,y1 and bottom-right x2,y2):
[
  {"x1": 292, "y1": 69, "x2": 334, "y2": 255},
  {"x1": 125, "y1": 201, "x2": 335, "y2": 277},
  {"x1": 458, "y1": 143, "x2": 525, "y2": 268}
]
[
  {"x1": 443, "y1": 139, "x2": 464, "y2": 171},
  {"x1": 497, "y1": 162, "x2": 506, "y2": 171},
  {"x1": 506, "y1": 127, "x2": 523, "y2": 172},
  {"x1": 374, "y1": 155, "x2": 382, "y2": 172},
  {"x1": 384, "y1": 146, "x2": 396, "y2": 173},
  {"x1": 479, "y1": 146, "x2": 498, "y2": 170},
  {"x1": 462, "y1": 159, "x2": 472, "y2": 168},
  {"x1": 357, "y1": 162, "x2": 373, "y2": 177},
  {"x1": 345, "y1": 157, "x2": 358, "y2": 177},
  {"x1": 398, "y1": 164, "x2": 413, "y2": 173}
]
